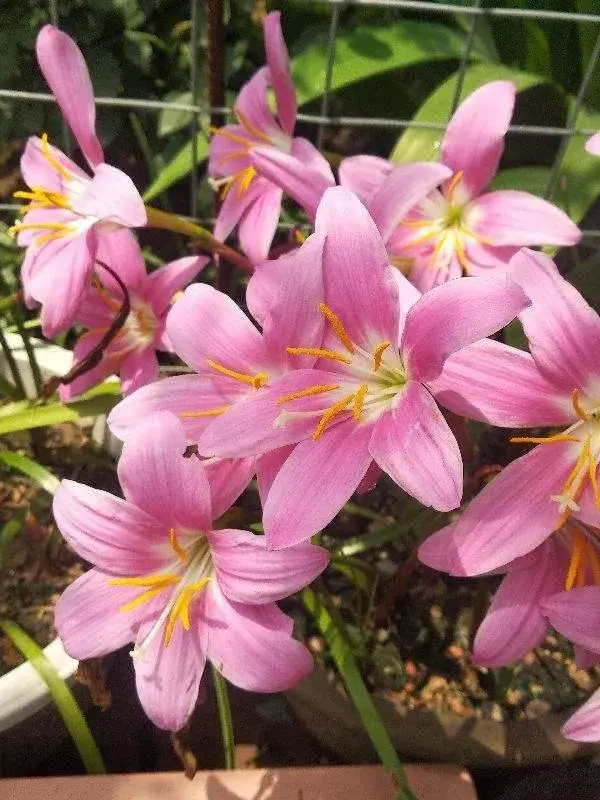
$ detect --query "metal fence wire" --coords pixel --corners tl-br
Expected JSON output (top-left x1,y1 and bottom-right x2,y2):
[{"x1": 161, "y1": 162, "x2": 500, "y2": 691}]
[{"x1": 2, "y1": 0, "x2": 600, "y2": 241}]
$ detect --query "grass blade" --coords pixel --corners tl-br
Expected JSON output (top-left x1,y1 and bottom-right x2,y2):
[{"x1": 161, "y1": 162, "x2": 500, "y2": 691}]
[
  {"x1": 303, "y1": 587, "x2": 416, "y2": 800},
  {"x1": 211, "y1": 665, "x2": 235, "y2": 770},
  {"x1": 0, "y1": 450, "x2": 60, "y2": 494},
  {"x1": 0, "y1": 619, "x2": 106, "y2": 774},
  {"x1": 0, "y1": 514, "x2": 24, "y2": 565}
]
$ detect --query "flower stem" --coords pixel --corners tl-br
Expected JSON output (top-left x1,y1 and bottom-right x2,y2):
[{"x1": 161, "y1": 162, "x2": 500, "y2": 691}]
[
  {"x1": 0, "y1": 325, "x2": 26, "y2": 399},
  {"x1": 145, "y1": 206, "x2": 253, "y2": 273},
  {"x1": 211, "y1": 665, "x2": 235, "y2": 769}
]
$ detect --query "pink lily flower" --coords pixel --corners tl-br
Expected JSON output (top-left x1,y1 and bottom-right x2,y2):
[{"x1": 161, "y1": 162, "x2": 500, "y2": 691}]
[
  {"x1": 58, "y1": 231, "x2": 208, "y2": 399},
  {"x1": 11, "y1": 25, "x2": 146, "y2": 336},
  {"x1": 562, "y1": 685, "x2": 600, "y2": 742},
  {"x1": 208, "y1": 12, "x2": 334, "y2": 264},
  {"x1": 54, "y1": 412, "x2": 327, "y2": 731},
  {"x1": 586, "y1": 133, "x2": 600, "y2": 155},
  {"x1": 421, "y1": 247, "x2": 600, "y2": 577},
  {"x1": 340, "y1": 82, "x2": 580, "y2": 291},
  {"x1": 194, "y1": 186, "x2": 529, "y2": 549}
]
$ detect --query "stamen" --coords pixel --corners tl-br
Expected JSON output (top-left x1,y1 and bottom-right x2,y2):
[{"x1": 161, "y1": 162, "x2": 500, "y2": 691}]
[
  {"x1": 236, "y1": 109, "x2": 273, "y2": 144},
  {"x1": 209, "y1": 126, "x2": 254, "y2": 148},
  {"x1": 584, "y1": 537, "x2": 600, "y2": 586},
  {"x1": 565, "y1": 528, "x2": 585, "y2": 590},
  {"x1": 163, "y1": 578, "x2": 210, "y2": 647},
  {"x1": 587, "y1": 442, "x2": 600, "y2": 509},
  {"x1": 445, "y1": 170, "x2": 464, "y2": 201},
  {"x1": 169, "y1": 528, "x2": 188, "y2": 564},
  {"x1": 454, "y1": 235, "x2": 470, "y2": 273},
  {"x1": 206, "y1": 358, "x2": 268, "y2": 389},
  {"x1": 277, "y1": 384, "x2": 340, "y2": 404},
  {"x1": 372, "y1": 341, "x2": 391, "y2": 371},
  {"x1": 286, "y1": 347, "x2": 351, "y2": 365},
  {"x1": 319, "y1": 303, "x2": 355, "y2": 353},
  {"x1": 237, "y1": 166, "x2": 257, "y2": 196},
  {"x1": 353, "y1": 384, "x2": 368, "y2": 420},
  {"x1": 40, "y1": 132, "x2": 72, "y2": 180},
  {"x1": 109, "y1": 574, "x2": 179, "y2": 588},
  {"x1": 180, "y1": 405, "x2": 230, "y2": 418},
  {"x1": 572, "y1": 388, "x2": 590, "y2": 421},
  {"x1": 119, "y1": 586, "x2": 169, "y2": 613},
  {"x1": 313, "y1": 392, "x2": 355, "y2": 440},
  {"x1": 510, "y1": 434, "x2": 581, "y2": 445}
]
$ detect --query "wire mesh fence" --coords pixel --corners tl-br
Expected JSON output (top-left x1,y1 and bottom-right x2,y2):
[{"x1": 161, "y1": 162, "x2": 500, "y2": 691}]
[{"x1": 2, "y1": 0, "x2": 600, "y2": 240}]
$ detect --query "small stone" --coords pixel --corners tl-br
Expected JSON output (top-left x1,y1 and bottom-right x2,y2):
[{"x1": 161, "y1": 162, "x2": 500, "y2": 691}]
[
  {"x1": 307, "y1": 636, "x2": 325, "y2": 654},
  {"x1": 524, "y1": 699, "x2": 551, "y2": 719}
]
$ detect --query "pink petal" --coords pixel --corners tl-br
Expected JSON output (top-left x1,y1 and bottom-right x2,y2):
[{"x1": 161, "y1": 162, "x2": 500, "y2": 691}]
[
  {"x1": 250, "y1": 144, "x2": 333, "y2": 219},
  {"x1": 119, "y1": 349, "x2": 159, "y2": 396},
  {"x1": 402, "y1": 275, "x2": 530, "y2": 382},
  {"x1": 238, "y1": 180, "x2": 283, "y2": 263},
  {"x1": 263, "y1": 421, "x2": 374, "y2": 549},
  {"x1": 263, "y1": 12, "x2": 296, "y2": 135},
  {"x1": 418, "y1": 522, "x2": 462, "y2": 574},
  {"x1": 117, "y1": 411, "x2": 213, "y2": 530},
  {"x1": 256, "y1": 446, "x2": 295, "y2": 504},
  {"x1": 213, "y1": 175, "x2": 264, "y2": 244},
  {"x1": 441, "y1": 81, "x2": 515, "y2": 197},
  {"x1": 472, "y1": 540, "x2": 564, "y2": 667},
  {"x1": 562, "y1": 689, "x2": 600, "y2": 742},
  {"x1": 586, "y1": 132, "x2": 600, "y2": 156},
  {"x1": 338, "y1": 155, "x2": 393, "y2": 204},
  {"x1": 390, "y1": 269, "x2": 422, "y2": 337},
  {"x1": 209, "y1": 528, "x2": 328, "y2": 603},
  {"x1": 74, "y1": 163, "x2": 146, "y2": 227},
  {"x1": 541, "y1": 587, "x2": 600, "y2": 654},
  {"x1": 471, "y1": 190, "x2": 581, "y2": 247},
  {"x1": 356, "y1": 461, "x2": 382, "y2": 494},
  {"x1": 71, "y1": 284, "x2": 112, "y2": 329},
  {"x1": 576, "y1": 644, "x2": 600, "y2": 669},
  {"x1": 53, "y1": 480, "x2": 167, "y2": 574},
  {"x1": 205, "y1": 585, "x2": 313, "y2": 691},
  {"x1": 429, "y1": 338, "x2": 572, "y2": 428},
  {"x1": 246, "y1": 247, "x2": 298, "y2": 326},
  {"x1": 235, "y1": 67, "x2": 280, "y2": 141},
  {"x1": 369, "y1": 382, "x2": 462, "y2": 512},
  {"x1": 368, "y1": 163, "x2": 452, "y2": 243},
  {"x1": 509, "y1": 248, "x2": 600, "y2": 394},
  {"x1": 291, "y1": 138, "x2": 336, "y2": 182},
  {"x1": 166, "y1": 283, "x2": 271, "y2": 375},
  {"x1": 95, "y1": 229, "x2": 146, "y2": 293},
  {"x1": 316, "y1": 186, "x2": 399, "y2": 347},
  {"x1": 58, "y1": 331, "x2": 112, "y2": 402},
  {"x1": 147, "y1": 256, "x2": 209, "y2": 315},
  {"x1": 36, "y1": 25, "x2": 104, "y2": 169},
  {"x1": 55, "y1": 569, "x2": 153, "y2": 659},
  {"x1": 108, "y1": 373, "x2": 240, "y2": 443},
  {"x1": 208, "y1": 124, "x2": 252, "y2": 179},
  {"x1": 21, "y1": 135, "x2": 88, "y2": 190},
  {"x1": 261, "y1": 230, "x2": 325, "y2": 369},
  {"x1": 405, "y1": 251, "x2": 463, "y2": 293},
  {"x1": 134, "y1": 609, "x2": 205, "y2": 731},
  {"x1": 204, "y1": 457, "x2": 257, "y2": 520},
  {"x1": 197, "y1": 369, "x2": 339, "y2": 458},
  {"x1": 450, "y1": 442, "x2": 575, "y2": 575},
  {"x1": 460, "y1": 239, "x2": 520, "y2": 275}
]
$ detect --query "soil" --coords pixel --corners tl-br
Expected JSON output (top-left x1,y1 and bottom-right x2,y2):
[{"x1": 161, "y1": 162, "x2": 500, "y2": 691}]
[{"x1": 0, "y1": 423, "x2": 118, "y2": 676}]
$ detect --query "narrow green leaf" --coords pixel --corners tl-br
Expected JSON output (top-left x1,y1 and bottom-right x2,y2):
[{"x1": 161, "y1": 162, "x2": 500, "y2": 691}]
[
  {"x1": 291, "y1": 21, "x2": 487, "y2": 107},
  {"x1": 390, "y1": 63, "x2": 546, "y2": 164},
  {"x1": 211, "y1": 665, "x2": 235, "y2": 770},
  {"x1": 0, "y1": 450, "x2": 59, "y2": 494},
  {"x1": 0, "y1": 514, "x2": 23, "y2": 565},
  {"x1": 0, "y1": 382, "x2": 121, "y2": 435},
  {"x1": 303, "y1": 588, "x2": 416, "y2": 800},
  {"x1": 0, "y1": 619, "x2": 106, "y2": 774},
  {"x1": 489, "y1": 166, "x2": 551, "y2": 198},
  {"x1": 558, "y1": 100, "x2": 600, "y2": 224},
  {"x1": 143, "y1": 132, "x2": 209, "y2": 201}
]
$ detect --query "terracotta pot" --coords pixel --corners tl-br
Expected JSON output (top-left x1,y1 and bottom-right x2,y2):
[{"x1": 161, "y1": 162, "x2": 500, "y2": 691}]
[
  {"x1": 287, "y1": 669, "x2": 600, "y2": 768},
  {"x1": 0, "y1": 764, "x2": 477, "y2": 799}
]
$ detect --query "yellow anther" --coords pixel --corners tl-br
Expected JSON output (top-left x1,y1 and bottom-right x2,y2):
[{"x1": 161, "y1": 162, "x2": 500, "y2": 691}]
[
  {"x1": 565, "y1": 528, "x2": 585, "y2": 590},
  {"x1": 445, "y1": 170, "x2": 464, "y2": 201},
  {"x1": 41, "y1": 132, "x2": 72, "y2": 180},
  {"x1": 372, "y1": 341, "x2": 391, "y2": 372},
  {"x1": 236, "y1": 108, "x2": 272, "y2": 143},
  {"x1": 353, "y1": 384, "x2": 368, "y2": 420},
  {"x1": 237, "y1": 166, "x2": 257, "y2": 196},
  {"x1": 588, "y1": 443, "x2": 600, "y2": 509},
  {"x1": 312, "y1": 392, "x2": 355, "y2": 440},
  {"x1": 180, "y1": 405, "x2": 230, "y2": 418},
  {"x1": 319, "y1": 303, "x2": 355, "y2": 353},
  {"x1": 169, "y1": 528, "x2": 188, "y2": 564},
  {"x1": 277, "y1": 384, "x2": 340, "y2": 405},
  {"x1": 206, "y1": 359, "x2": 268, "y2": 389},
  {"x1": 454, "y1": 235, "x2": 470, "y2": 273},
  {"x1": 400, "y1": 218, "x2": 433, "y2": 229},
  {"x1": 110, "y1": 574, "x2": 179, "y2": 588},
  {"x1": 510, "y1": 434, "x2": 581, "y2": 445},
  {"x1": 286, "y1": 346, "x2": 351, "y2": 365},
  {"x1": 118, "y1": 586, "x2": 169, "y2": 613},
  {"x1": 585, "y1": 536, "x2": 600, "y2": 586},
  {"x1": 163, "y1": 578, "x2": 210, "y2": 647},
  {"x1": 572, "y1": 388, "x2": 590, "y2": 421}
]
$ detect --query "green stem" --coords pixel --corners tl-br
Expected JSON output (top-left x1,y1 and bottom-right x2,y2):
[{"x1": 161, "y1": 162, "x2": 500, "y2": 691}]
[
  {"x1": 12, "y1": 308, "x2": 43, "y2": 398},
  {"x1": 145, "y1": 206, "x2": 253, "y2": 273},
  {"x1": 211, "y1": 665, "x2": 235, "y2": 769},
  {"x1": 0, "y1": 325, "x2": 26, "y2": 399}
]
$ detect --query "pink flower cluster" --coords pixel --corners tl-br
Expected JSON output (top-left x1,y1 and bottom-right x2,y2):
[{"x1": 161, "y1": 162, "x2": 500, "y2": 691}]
[{"x1": 12, "y1": 16, "x2": 600, "y2": 738}]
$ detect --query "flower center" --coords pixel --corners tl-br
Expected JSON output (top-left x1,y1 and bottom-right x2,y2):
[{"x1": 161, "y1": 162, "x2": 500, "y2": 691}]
[
  {"x1": 512, "y1": 389, "x2": 600, "y2": 527},
  {"x1": 123, "y1": 297, "x2": 159, "y2": 347},
  {"x1": 109, "y1": 529, "x2": 213, "y2": 656},
  {"x1": 279, "y1": 303, "x2": 407, "y2": 439}
]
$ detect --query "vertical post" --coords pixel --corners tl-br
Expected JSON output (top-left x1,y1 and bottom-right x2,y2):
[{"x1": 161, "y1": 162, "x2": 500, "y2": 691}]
[{"x1": 190, "y1": 0, "x2": 202, "y2": 222}]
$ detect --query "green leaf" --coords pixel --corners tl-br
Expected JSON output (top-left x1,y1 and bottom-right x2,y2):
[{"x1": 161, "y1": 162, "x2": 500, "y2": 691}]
[
  {"x1": 577, "y1": 0, "x2": 600, "y2": 110},
  {"x1": 0, "y1": 382, "x2": 121, "y2": 435},
  {"x1": 0, "y1": 619, "x2": 106, "y2": 775},
  {"x1": 291, "y1": 20, "x2": 487, "y2": 107},
  {"x1": 143, "y1": 131, "x2": 209, "y2": 201},
  {"x1": 390, "y1": 63, "x2": 546, "y2": 164},
  {"x1": 489, "y1": 166, "x2": 551, "y2": 197},
  {"x1": 303, "y1": 588, "x2": 416, "y2": 800},
  {"x1": 0, "y1": 450, "x2": 59, "y2": 494},
  {"x1": 0, "y1": 513, "x2": 23, "y2": 565},
  {"x1": 330, "y1": 557, "x2": 371, "y2": 593},
  {"x1": 557, "y1": 100, "x2": 600, "y2": 224}
]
